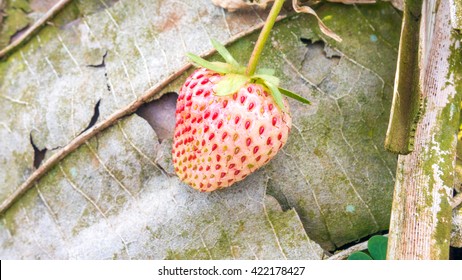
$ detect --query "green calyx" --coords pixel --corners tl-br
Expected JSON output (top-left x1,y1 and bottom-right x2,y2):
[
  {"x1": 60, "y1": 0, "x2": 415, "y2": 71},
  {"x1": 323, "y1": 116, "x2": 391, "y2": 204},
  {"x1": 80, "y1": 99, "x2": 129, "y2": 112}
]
[{"x1": 186, "y1": 39, "x2": 310, "y2": 112}]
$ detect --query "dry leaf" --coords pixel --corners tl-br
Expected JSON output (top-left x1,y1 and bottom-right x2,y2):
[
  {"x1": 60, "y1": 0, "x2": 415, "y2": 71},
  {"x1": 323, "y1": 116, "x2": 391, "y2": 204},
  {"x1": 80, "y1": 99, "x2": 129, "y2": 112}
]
[
  {"x1": 293, "y1": 0, "x2": 342, "y2": 42},
  {"x1": 212, "y1": 0, "x2": 274, "y2": 11}
]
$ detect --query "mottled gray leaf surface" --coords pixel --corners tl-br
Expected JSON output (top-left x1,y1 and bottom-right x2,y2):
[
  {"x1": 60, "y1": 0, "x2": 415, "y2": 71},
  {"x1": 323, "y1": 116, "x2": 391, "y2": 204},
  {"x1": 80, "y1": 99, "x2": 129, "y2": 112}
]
[
  {"x1": 0, "y1": 0, "x2": 270, "y2": 205},
  {"x1": 0, "y1": 0, "x2": 400, "y2": 258}
]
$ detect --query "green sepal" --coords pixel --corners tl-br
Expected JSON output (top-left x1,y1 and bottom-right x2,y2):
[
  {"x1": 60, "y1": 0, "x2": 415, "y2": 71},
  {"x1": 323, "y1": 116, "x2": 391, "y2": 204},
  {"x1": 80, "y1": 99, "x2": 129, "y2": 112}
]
[
  {"x1": 215, "y1": 74, "x2": 249, "y2": 96},
  {"x1": 187, "y1": 39, "x2": 309, "y2": 110},
  {"x1": 211, "y1": 38, "x2": 240, "y2": 68},
  {"x1": 252, "y1": 74, "x2": 280, "y2": 87},
  {"x1": 187, "y1": 53, "x2": 234, "y2": 74},
  {"x1": 211, "y1": 61, "x2": 245, "y2": 74},
  {"x1": 263, "y1": 81, "x2": 286, "y2": 112},
  {"x1": 279, "y1": 87, "x2": 311, "y2": 104},
  {"x1": 215, "y1": 61, "x2": 245, "y2": 75}
]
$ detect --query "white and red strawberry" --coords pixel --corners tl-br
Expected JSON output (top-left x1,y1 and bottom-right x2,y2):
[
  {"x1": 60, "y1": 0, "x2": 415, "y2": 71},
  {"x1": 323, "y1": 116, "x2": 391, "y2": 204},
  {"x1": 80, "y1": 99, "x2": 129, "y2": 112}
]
[
  {"x1": 172, "y1": 68, "x2": 292, "y2": 191},
  {"x1": 172, "y1": 38, "x2": 309, "y2": 192}
]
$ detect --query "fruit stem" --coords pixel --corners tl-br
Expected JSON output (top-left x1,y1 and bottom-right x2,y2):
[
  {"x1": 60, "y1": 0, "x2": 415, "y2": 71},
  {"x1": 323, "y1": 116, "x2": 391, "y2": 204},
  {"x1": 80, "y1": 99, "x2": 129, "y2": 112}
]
[{"x1": 245, "y1": 0, "x2": 285, "y2": 76}]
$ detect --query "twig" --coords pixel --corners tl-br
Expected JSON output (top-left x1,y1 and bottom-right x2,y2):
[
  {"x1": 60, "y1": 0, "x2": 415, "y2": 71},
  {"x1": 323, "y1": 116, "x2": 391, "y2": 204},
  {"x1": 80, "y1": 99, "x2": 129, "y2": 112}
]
[
  {"x1": 327, "y1": 241, "x2": 368, "y2": 260},
  {"x1": 0, "y1": 0, "x2": 74, "y2": 59},
  {"x1": 0, "y1": 15, "x2": 287, "y2": 215},
  {"x1": 327, "y1": 234, "x2": 388, "y2": 260}
]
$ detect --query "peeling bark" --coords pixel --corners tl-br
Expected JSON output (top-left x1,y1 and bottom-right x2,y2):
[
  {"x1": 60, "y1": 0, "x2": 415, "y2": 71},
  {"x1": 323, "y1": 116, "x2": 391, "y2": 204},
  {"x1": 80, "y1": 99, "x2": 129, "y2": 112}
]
[
  {"x1": 387, "y1": 0, "x2": 462, "y2": 259},
  {"x1": 384, "y1": 0, "x2": 423, "y2": 154}
]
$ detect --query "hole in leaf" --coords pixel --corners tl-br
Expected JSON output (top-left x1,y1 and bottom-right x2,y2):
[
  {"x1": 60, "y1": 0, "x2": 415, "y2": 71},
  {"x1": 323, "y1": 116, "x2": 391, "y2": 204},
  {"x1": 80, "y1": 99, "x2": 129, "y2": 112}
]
[
  {"x1": 9, "y1": 23, "x2": 31, "y2": 45},
  {"x1": 30, "y1": 134, "x2": 47, "y2": 169},
  {"x1": 300, "y1": 37, "x2": 324, "y2": 47},
  {"x1": 79, "y1": 99, "x2": 101, "y2": 135},
  {"x1": 300, "y1": 37, "x2": 341, "y2": 59},
  {"x1": 136, "y1": 92, "x2": 178, "y2": 143}
]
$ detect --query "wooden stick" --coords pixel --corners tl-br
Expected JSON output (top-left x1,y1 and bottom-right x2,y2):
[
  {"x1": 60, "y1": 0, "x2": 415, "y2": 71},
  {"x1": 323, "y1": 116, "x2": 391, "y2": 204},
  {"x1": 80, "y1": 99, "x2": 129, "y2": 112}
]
[
  {"x1": 327, "y1": 240, "x2": 369, "y2": 260},
  {"x1": 387, "y1": 0, "x2": 462, "y2": 260}
]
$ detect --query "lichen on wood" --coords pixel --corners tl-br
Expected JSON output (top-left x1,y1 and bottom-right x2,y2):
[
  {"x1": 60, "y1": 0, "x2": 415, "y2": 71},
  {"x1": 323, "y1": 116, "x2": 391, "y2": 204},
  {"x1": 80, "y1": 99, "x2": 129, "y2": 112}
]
[
  {"x1": 387, "y1": 0, "x2": 462, "y2": 259},
  {"x1": 450, "y1": 0, "x2": 462, "y2": 30}
]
